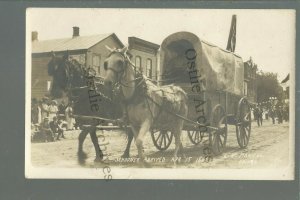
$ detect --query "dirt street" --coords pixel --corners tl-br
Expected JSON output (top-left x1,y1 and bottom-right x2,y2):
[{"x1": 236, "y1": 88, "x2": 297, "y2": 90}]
[{"x1": 31, "y1": 120, "x2": 290, "y2": 169}]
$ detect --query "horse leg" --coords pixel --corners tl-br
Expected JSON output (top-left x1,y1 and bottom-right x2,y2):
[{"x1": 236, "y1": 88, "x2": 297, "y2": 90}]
[
  {"x1": 121, "y1": 129, "x2": 134, "y2": 158},
  {"x1": 173, "y1": 120, "x2": 185, "y2": 160},
  {"x1": 77, "y1": 129, "x2": 89, "y2": 164},
  {"x1": 90, "y1": 128, "x2": 104, "y2": 162},
  {"x1": 135, "y1": 119, "x2": 151, "y2": 160}
]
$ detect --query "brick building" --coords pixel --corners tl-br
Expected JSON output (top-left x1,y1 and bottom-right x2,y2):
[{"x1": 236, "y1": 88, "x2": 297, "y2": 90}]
[
  {"x1": 31, "y1": 27, "x2": 125, "y2": 99},
  {"x1": 128, "y1": 37, "x2": 160, "y2": 82},
  {"x1": 31, "y1": 28, "x2": 161, "y2": 99}
]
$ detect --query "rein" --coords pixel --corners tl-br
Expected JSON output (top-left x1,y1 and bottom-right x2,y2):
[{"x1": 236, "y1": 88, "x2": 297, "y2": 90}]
[
  {"x1": 63, "y1": 60, "x2": 113, "y2": 102},
  {"x1": 107, "y1": 51, "x2": 142, "y2": 89}
]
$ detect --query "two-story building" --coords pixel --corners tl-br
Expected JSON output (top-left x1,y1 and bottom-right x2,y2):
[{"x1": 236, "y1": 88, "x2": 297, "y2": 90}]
[
  {"x1": 128, "y1": 37, "x2": 160, "y2": 82},
  {"x1": 31, "y1": 27, "x2": 125, "y2": 99},
  {"x1": 31, "y1": 28, "x2": 161, "y2": 100}
]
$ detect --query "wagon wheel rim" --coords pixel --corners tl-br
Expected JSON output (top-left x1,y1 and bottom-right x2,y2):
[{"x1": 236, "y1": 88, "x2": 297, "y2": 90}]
[
  {"x1": 236, "y1": 98, "x2": 251, "y2": 148},
  {"x1": 151, "y1": 130, "x2": 173, "y2": 151},
  {"x1": 209, "y1": 104, "x2": 227, "y2": 155},
  {"x1": 188, "y1": 130, "x2": 205, "y2": 145}
]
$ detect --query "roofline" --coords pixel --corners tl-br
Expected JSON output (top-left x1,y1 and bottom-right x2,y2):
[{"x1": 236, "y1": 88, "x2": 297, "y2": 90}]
[
  {"x1": 128, "y1": 36, "x2": 160, "y2": 50},
  {"x1": 31, "y1": 33, "x2": 124, "y2": 54},
  {"x1": 89, "y1": 33, "x2": 125, "y2": 50},
  {"x1": 32, "y1": 49, "x2": 87, "y2": 57}
]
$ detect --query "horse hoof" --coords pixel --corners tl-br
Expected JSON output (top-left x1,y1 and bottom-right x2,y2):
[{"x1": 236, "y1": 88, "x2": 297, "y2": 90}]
[
  {"x1": 141, "y1": 160, "x2": 151, "y2": 168},
  {"x1": 77, "y1": 151, "x2": 87, "y2": 165},
  {"x1": 121, "y1": 153, "x2": 130, "y2": 158},
  {"x1": 94, "y1": 157, "x2": 103, "y2": 163}
]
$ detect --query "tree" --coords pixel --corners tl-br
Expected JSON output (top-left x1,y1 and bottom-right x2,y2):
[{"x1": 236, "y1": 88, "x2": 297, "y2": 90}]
[{"x1": 256, "y1": 70, "x2": 284, "y2": 103}]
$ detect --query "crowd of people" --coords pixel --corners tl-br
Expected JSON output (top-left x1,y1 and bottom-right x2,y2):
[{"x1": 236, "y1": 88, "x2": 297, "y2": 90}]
[
  {"x1": 31, "y1": 97, "x2": 75, "y2": 142},
  {"x1": 253, "y1": 102, "x2": 289, "y2": 127}
]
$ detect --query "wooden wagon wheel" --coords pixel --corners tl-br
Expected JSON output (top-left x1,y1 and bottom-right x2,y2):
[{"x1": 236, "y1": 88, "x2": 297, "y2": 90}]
[
  {"x1": 151, "y1": 130, "x2": 173, "y2": 151},
  {"x1": 209, "y1": 104, "x2": 227, "y2": 155},
  {"x1": 188, "y1": 130, "x2": 205, "y2": 144},
  {"x1": 236, "y1": 97, "x2": 252, "y2": 148}
]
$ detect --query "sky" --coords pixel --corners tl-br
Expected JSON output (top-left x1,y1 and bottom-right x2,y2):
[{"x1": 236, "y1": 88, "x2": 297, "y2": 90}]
[{"x1": 27, "y1": 8, "x2": 295, "y2": 81}]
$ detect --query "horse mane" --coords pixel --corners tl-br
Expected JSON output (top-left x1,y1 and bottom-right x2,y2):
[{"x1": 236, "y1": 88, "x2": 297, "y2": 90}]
[{"x1": 48, "y1": 56, "x2": 64, "y2": 76}]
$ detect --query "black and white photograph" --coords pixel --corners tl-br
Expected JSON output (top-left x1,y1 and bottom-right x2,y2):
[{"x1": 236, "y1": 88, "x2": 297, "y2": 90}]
[{"x1": 25, "y1": 8, "x2": 295, "y2": 180}]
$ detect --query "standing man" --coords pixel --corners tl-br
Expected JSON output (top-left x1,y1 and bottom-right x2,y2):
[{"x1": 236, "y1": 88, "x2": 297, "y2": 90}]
[
  {"x1": 31, "y1": 98, "x2": 39, "y2": 124},
  {"x1": 65, "y1": 101, "x2": 74, "y2": 130},
  {"x1": 48, "y1": 100, "x2": 58, "y2": 121},
  {"x1": 269, "y1": 106, "x2": 276, "y2": 124},
  {"x1": 41, "y1": 97, "x2": 49, "y2": 122},
  {"x1": 58, "y1": 100, "x2": 66, "y2": 121},
  {"x1": 254, "y1": 104, "x2": 261, "y2": 126},
  {"x1": 40, "y1": 117, "x2": 54, "y2": 142},
  {"x1": 277, "y1": 106, "x2": 283, "y2": 124},
  {"x1": 50, "y1": 116, "x2": 65, "y2": 140},
  {"x1": 258, "y1": 104, "x2": 263, "y2": 126}
]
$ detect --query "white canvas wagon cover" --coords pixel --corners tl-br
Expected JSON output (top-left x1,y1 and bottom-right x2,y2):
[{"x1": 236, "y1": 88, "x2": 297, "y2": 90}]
[{"x1": 160, "y1": 32, "x2": 244, "y2": 96}]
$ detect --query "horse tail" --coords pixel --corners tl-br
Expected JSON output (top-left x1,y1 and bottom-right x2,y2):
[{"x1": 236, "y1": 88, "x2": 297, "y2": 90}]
[
  {"x1": 175, "y1": 86, "x2": 188, "y2": 102},
  {"x1": 48, "y1": 60, "x2": 54, "y2": 76}
]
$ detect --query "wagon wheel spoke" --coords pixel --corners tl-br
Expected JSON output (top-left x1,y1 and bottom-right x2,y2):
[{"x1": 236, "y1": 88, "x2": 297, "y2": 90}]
[
  {"x1": 241, "y1": 127, "x2": 246, "y2": 146},
  {"x1": 163, "y1": 134, "x2": 167, "y2": 148},
  {"x1": 236, "y1": 97, "x2": 251, "y2": 148},
  {"x1": 151, "y1": 130, "x2": 173, "y2": 151},
  {"x1": 165, "y1": 132, "x2": 170, "y2": 141},
  {"x1": 210, "y1": 104, "x2": 227, "y2": 155},
  {"x1": 193, "y1": 131, "x2": 197, "y2": 141},
  {"x1": 188, "y1": 130, "x2": 203, "y2": 145},
  {"x1": 159, "y1": 133, "x2": 164, "y2": 147},
  {"x1": 244, "y1": 129, "x2": 248, "y2": 143},
  {"x1": 155, "y1": 132, "x2": 162, "y2": 143},
  {"x1": 196, "y1": 132, "x2": 200, "y2": 143}
]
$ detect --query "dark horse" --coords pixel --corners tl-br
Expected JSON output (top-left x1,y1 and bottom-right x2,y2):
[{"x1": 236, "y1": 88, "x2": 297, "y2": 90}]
[{"x1": 48, "y1": 52, "x2": 133, "y2": 164}]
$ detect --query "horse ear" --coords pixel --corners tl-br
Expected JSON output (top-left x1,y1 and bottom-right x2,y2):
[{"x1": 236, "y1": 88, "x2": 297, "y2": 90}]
[
  {"x1": 63, "y1": 50, "x2": 70, "y2": 60},
  {"x1": 120, "y1": 46, "x2": 128, "y2": 54},
  {"x1": 105, "y1": 45, "x2": 114, "y2": 52}
]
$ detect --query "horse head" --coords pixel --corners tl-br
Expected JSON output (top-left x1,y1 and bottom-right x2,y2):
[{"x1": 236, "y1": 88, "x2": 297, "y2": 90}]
[
  {"x1": 103, "y1": 46, "x2": 131, "y2": 88},
  {"x1": 47, "y1": 51, "x2": 85, "y2": 99}
]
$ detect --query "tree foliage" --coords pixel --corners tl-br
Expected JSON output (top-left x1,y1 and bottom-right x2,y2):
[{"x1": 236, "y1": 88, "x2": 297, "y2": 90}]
[{"x1": 256, "y1": 70, "x2": 284, "y2": 103}]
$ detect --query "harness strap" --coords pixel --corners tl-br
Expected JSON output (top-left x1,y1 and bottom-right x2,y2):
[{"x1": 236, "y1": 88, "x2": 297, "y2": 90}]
[
  {"x1": 150, "y1": 90, "x2": 165, "y2": 126},
  {"x1": 145, "y1": 95, "x2": 198, "y2": 126}
]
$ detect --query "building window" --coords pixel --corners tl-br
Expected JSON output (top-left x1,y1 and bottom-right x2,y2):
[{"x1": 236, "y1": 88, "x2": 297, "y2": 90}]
[
  {"x1": 135, "y1": 56, "x2": 142, "y2": 72},
  {"x1": 47, "y1": 81, "x2": 51, "y2": 91},
  {"x1": 70, "y1": 54, "x2": 86, "y2": 65},
  {"x1": 92, "y1": 54, "x2": 101, "y2": 75},
  {"x1": 146, "y1": 59, "x2": 152, "y2": 78},
  {"x1": 243, "y1": 81, "x2": 248, "y2": 96}
]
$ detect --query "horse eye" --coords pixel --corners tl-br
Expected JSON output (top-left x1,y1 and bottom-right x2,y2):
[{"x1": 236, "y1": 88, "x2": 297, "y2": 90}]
[
  {"x1": 104, "y1": 61, "x2": 108, "y2": 70},
  {"x1": 117, "y1": 60, "x2": 123, "y2": 67}
]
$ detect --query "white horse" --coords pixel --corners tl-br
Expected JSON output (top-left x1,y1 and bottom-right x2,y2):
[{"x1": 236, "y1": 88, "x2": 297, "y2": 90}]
[{"x1": 103, "y1": 47, "x2": 188, "y2": 160}]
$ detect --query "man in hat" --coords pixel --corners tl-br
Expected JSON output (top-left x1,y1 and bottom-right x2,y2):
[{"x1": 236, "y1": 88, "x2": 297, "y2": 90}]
[
  {"x1": 58, "y1": 100, "x2": 66, "y2": 121},
  {"x1": 254, "y1": 104, "x2": 263, "y2": 127},
  {"x1": 269, "y1": 106, "x2": 276, "y2": 124},
  {"x1": 277, "y1": 106, "x2": 283, "y2": 124},
  {"x1": 40, "y1": 117, "x2": 54, "y2": 142},
  {"x1": 48, "y1": 100, "x2": 58, "y2": 121},
  {"x1": 31, "y1": 98, "x2": 40, "y2": 124},
  {"x1": 65, "y1": 101, "x2": 74, "y2": 130},
  {"x1": 50, "y1": 116, "x2": 65, "y2": 140},
  {"x1": 41, "y1": 97, "x2": 49, "y2": 122}
]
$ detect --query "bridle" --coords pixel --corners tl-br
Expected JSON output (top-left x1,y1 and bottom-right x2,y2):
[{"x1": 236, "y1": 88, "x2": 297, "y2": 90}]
[
  {"x1": 105, "y1": 51, "x2": 143, "y2": 89},
  {"x1": 55, "y1": 58, "x2": 112, "y2": 102}
]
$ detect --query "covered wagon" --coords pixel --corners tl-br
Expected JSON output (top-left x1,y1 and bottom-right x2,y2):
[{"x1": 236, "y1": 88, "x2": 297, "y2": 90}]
[{"x1": 151, "y1": 32, "x2": 252, "y2": 154}]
